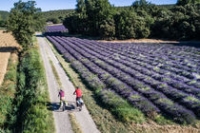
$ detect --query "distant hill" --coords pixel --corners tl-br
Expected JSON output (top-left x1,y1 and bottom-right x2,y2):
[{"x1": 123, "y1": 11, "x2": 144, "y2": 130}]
[
  {"x1": 42, "y1": 9, "x2": 75, "y2": 24},
  {"x1": 0, "y1": 11, "x2": 9, "y2": 20}
]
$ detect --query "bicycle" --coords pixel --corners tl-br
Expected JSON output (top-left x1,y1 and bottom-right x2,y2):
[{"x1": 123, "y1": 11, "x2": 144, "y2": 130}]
[
  {"x1": 60, "y1": 100, "x2": 67, "y2": 111},
  {"x1": 76, "y1": 97, "x2": 84, "y2": 111}
]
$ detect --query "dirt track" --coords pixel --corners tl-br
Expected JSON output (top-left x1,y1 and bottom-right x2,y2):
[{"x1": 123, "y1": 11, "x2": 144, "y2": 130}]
[{"x1": 37, "y1": 33, "x2": 100, "y2": 133}]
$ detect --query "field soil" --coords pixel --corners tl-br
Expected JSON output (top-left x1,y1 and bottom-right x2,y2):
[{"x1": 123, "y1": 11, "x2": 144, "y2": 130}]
[
  {"x1": 36, "y1": 33, "x2": 100, "y2": 133},
  {"x1": 99, "y1": 38, "x2": 178, "y2": 43},
  {"x1": 0, "y1": 30, "x2": 20, "y2": 85}
]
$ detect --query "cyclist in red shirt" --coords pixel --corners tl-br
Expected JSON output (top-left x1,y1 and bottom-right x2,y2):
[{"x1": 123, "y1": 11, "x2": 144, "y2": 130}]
[{"x1": 73, "y1": 86, "x2": 83, "y2": 107}]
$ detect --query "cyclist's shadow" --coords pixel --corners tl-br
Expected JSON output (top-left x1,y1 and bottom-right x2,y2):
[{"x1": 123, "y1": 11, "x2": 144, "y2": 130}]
[{"x1": 47, "y1": 101, "x2": 78, "y2": 112}]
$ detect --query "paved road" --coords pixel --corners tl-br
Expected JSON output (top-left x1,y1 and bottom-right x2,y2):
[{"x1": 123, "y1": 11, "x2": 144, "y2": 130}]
[{"x1": 37, "y1": 33, "x2": 100, "y2": 133}]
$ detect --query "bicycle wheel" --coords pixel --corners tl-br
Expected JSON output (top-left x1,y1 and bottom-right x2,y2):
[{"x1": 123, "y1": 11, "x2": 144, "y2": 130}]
[{"x1": 62, "y1": 101, "x2": 65, "y2": 111}]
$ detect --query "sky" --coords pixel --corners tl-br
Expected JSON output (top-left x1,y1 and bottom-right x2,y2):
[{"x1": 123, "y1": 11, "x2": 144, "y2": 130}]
[{"x1": 0, "y1": 0, "x2": 177, "y2": 12}]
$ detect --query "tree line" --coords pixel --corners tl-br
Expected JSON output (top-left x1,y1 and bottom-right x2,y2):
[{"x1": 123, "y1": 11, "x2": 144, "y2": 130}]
[{"x1": 63, "y1": 0, "x2": 200, "y2": 40}]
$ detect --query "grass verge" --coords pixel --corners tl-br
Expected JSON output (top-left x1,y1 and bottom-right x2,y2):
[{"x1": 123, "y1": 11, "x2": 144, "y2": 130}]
[
  {"x1": 7, "y1": 43, "x2": 55, "y2": 133},
  {"x1": 69, "y1": 113, "x2": 83, "y2": 133},
  {"x1": 49, "y1": 59, "x2": 61, "y2": 87},
  {"x1": 0, "y1": 53, "x2": 18, "y2": 132}
]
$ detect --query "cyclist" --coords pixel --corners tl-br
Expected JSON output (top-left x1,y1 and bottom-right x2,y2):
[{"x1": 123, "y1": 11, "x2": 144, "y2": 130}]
[
  {"x1": 73, "y1": 86, "x2": 83, "y2": 108},
  {"x1": 58, "y1": 89, "x2": 67, "y2": 110}
]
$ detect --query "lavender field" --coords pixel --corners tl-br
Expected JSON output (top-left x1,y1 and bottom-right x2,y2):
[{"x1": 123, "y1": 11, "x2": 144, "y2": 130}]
[
  {"x1": 44, "y1": 25, "x2": 68, "y2": 35},
  {"x1": 47, "y1": 35, "x2": 200, "y2": 124}
]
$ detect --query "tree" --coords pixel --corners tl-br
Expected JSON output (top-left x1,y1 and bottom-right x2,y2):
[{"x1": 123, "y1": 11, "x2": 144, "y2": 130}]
[
  {"x1": 0, "y1": 14, "x2": 5, "y2": 27},
  {"x1": 46, "y1": 18, "x2": 59, "y2": 24},
  {"x1": 177, "y1": 0, "x2": 200, "y2": 6},
  {"x1": 7, "y1": 0, "x2": 45, "y2": 50},
  {"x1": 85, "y1": 0, "x2": 113, "y2": 36},
  {"x1": 76, "y1": 0, "x2": 87, "y2": 19},
  {"x1": 99, "y1": 18, "x2": 115, "y2": 39},
  {"x1": 132, "y1": 0, "x2": 152, "y2": 10},
  {"x1": 114, "y1": 10, "x2": 137, "y2": 39}
]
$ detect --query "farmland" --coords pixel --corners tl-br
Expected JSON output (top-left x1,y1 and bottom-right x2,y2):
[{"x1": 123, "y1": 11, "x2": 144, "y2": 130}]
[
  {"x1": 46, "y1": 35, "x2": 200, "y2": 124},
  {"x1": 0, "y1": 30, "x2": 20, "y2": 85}
]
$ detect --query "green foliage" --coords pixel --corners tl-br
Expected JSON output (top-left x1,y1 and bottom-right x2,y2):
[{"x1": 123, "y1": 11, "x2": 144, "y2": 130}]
[
  {"x1": 0, "y1": 55, "x2": 18, "y2": 131},
  {"x1": 151, "y1": 4, "x2": 200, "y2": 40},
  {"x1": 99, "y1": 18, "x2": 116, "y2": 39},
  {"x1": 64, "y1": 0, "x2": 114, "y2": 36},
  {"x1": 76, "y1": 0, "x2": 87, "y2": 19},
  {"x1": 0, "y1": 11, "x2": 9, "y2": 20},
  {"x1": 114, "y1": 9, "x2": 151, "y2": 39},
  {"x1": 63, "y1": 0, "x2": 200, "y2": 40},
  {"x1": 132, "y1": 0, "x2": 153, "y2": 10},
  {"x1": 154, "y1": 114, "x2": 174, "y2": 125},
  {"x1": 7, "y1": 1, "x2": 45, "y2": 50},
  {"x1": 42, "y1": 9, "x2": 74, "y2": 24},
  {"x1": 99, "y1": 90, "x2": 145, "y2": 123},
  {"x1": 85, "y1": 0, "x2": 114, "y2": 36},
  {"x1": 0, "y1": 11, "x2": 9, "y2": 27},
  {"x1": 114, "y1": 10, "x2": 136, "y2": 39},
  {"x1": 177, "y1": 0, "x2": 200, "y2": 6},
  {"x1": 63, "y1": 13, "x2": 88, "y2": 34},
  {"x1": 22, "y1": 103, "x2": 49, "y2": 133},
  {"x1": 8, "y1": 46, "x2": 54, "y2": 133},
  {"x1": 46, "y1": 18, "x2": 59, "y2": 24}
]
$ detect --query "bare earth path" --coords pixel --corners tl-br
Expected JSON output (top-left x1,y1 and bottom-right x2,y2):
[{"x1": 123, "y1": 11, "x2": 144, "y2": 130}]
[{"x1": 36, "y1": 33, "x2": 100, "y2": 133}]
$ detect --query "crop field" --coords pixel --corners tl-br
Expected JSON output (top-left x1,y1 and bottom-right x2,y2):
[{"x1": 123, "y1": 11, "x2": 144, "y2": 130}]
[
  {"x1": 0, "y1": 30, "x2": 19, "y2": 85},
  {"x1": 44, "y1": 25, "x2": 68, "y2": 36},
  {"x1": 47, "y1": 35, "x2": 200, "y2": 124},
  {"x1": 0, "y1": 30, "x2": 20, "y2": 85}
]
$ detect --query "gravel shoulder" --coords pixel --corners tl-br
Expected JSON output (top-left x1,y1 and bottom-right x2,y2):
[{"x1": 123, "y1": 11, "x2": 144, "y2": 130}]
[{"x1": 36, "y1": 33, "x2": 100, "y2": 133}]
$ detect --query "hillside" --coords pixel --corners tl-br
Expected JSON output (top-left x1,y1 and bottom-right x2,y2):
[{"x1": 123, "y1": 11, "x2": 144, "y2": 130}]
[
  {"x1": 42, "y1": 9, "x2": 74, "y2": 24},
  {"x1": 0, "y1": 11, "x2": 9, "y2": 20}
]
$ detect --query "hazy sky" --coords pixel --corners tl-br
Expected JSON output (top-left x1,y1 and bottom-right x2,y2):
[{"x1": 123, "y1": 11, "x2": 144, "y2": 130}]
[{"x1": 0, "y1": 0, "x2": 177, "y2": 12}]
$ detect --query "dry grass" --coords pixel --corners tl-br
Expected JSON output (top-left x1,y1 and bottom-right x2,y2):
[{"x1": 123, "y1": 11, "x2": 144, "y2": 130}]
[
  {"x1": 0, "y1": 53, "x2": 10, "y2": 85},
  {"x1": 99, "y1": 38, "x2": 178, "y2": 44},
  {"x1": 0, "y1": 30, "x2": 20, "y2": 85},
  {"x1": 130, "y1": 122, "x2": 200, "y2": 133},
  {"x1": 69, "y1": 113, "x2": 83, "y2": 133}
]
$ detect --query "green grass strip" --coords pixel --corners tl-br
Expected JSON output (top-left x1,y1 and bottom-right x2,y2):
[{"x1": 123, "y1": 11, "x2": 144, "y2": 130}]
[
  {"x1": 49, "y1": 59, "x2": 62, "y2": 88},
  {"x1": 12, "y1": 44, "x2": 55, "y2": 133},
  {"x1": 0, "y1": 54, "x2": 18, "y2": 130}
]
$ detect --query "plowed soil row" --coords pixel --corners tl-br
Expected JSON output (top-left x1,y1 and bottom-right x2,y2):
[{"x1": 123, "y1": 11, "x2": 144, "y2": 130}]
[{"x1": 0, "y1": 30, "x2": 20, "y2": 85}]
